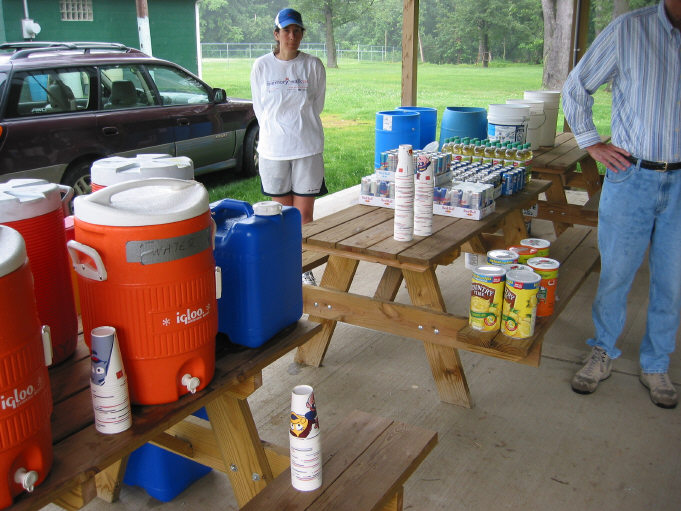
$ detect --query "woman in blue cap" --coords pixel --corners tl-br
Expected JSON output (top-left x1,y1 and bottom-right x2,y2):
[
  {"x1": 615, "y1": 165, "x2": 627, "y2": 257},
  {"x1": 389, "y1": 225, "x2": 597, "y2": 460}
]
[{"x1": 250, "y1": 8, "x2": 326, "y2": 286}]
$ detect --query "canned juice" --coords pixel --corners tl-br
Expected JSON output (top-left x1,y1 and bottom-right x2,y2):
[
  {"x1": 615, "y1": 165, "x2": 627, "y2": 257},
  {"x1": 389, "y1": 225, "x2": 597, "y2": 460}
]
[
  {"x1": 487, "y1": 249, "x2": 519, "y2": 266},
  {"x1": 527, "y1": 257, "x2": 560, "y2": 317},
  {"x1": 508, "y1": 245, "x2": 538, "y2": 264},
  {"x1": 469, "y1": 265, "x2": 507, "y2": 331},
  {"x1": 520, "y1": 238, "x2": 550, "y2": 257},
  {"x1": 501, "y1": 270, "x2": 541, "y2": 339}
]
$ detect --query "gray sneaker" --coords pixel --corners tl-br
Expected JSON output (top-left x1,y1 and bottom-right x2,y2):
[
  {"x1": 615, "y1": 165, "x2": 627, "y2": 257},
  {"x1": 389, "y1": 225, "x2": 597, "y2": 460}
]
[
  {"x1": 302, "y1": 271, "x2": 317, "y2": 286},
  {"x1": 639, "y1": 372, "x2": 678, "y2": 409},
  {"x1": 571, "y1": 347, "x2": 612, "y2": 394}
]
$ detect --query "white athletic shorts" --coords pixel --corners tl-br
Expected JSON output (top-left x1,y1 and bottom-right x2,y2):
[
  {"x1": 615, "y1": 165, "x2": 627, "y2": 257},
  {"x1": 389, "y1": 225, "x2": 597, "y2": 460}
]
[{"x1": 259, "y1": 154, "x2": 327, "y2": 197}]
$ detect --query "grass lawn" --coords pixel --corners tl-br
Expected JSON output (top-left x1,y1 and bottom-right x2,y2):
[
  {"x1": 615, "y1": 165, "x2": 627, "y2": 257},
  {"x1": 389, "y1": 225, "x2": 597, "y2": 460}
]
[{"x1": 199, "y1": 59, "x2": 612, "y2": 204}]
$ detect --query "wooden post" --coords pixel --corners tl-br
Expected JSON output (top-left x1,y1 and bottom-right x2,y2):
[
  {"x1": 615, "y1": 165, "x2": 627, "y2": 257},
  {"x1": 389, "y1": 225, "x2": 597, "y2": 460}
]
[
  {"x1": 136, "y1": 0, "x2": 153, "y2": 55},
  {"x1": 565, "y1": 0, "x2": 591, "y2": 131},
  {"x1": 401, "y1": 0, "x2": 419, "y2": 106}
]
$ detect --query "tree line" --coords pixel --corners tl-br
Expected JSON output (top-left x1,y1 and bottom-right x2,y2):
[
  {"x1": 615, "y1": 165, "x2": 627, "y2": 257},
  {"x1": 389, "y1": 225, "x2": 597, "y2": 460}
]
[{"x1": 199, "y1": 0, "x2": 657, "y2": 87}]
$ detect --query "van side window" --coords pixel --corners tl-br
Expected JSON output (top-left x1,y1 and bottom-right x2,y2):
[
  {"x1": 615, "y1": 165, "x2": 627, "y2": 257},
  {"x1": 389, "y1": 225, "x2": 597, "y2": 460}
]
[
  {"x1": 146, "y1": 65, "x2": 210, "y2": 106},
  {"x1": 5, "y1": 69, "x2": 93, "y2": 118},
  {"x1": 100, "y1": 65, "x2": 158, "y2": 109}
]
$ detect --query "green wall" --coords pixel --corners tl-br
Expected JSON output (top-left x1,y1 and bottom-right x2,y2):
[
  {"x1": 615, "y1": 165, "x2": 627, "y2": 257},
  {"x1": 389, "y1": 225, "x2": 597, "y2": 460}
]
[{"x1": 1, "y1": 0, "x2": 198, "y2": 74}]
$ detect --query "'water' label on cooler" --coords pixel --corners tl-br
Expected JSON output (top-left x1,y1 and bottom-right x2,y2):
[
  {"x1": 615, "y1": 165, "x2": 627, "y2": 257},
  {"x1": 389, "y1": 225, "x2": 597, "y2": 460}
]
[{"x1": 126, "y1": 227, "x2": 211, "y2": 265}]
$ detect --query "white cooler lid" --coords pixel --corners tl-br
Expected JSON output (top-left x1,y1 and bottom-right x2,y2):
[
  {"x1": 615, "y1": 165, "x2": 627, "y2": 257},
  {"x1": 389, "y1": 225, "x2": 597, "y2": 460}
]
[
  {"x1": 91, "y1": 155, "x2": 194, "y2": 186},
  {"x1": 0, "y1": 225, "x2": 27, "y2": 277},
  {"x1": 0, "y1": 179, "x2": 64, "y2": 222},
  {"x1": 73, "y1": 178, "x2": 209, "y2": 226}
]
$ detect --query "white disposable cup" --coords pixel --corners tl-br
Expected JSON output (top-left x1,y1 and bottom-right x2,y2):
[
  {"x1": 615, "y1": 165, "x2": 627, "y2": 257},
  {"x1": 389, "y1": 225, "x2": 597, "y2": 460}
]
[
  {"x1": 290, "y1": 385, "x2": 322, "y2": 491},
  {"x1": 90, "y1": 326, "x2": 132, "y2": 434}
]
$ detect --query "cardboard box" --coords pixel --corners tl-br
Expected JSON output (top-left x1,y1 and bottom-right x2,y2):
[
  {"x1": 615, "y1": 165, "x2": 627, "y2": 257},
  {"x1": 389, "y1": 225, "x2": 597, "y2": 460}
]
[{"x1": 358, "y1": 194, "x2": 495, "y2": 220}]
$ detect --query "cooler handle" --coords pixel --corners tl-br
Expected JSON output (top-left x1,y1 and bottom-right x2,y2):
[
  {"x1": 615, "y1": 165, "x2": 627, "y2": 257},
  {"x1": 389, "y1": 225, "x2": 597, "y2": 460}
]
[
  {"x1": 209, "y1": 198, "x2": 253, "y2": 222},
  {"x1": 215, "y1": 266, "x2": 222, "y2": 300},
  {"x1": 67, "y1": 240, "x2": 108, "y2": 281},
  {"x1": 58, "y1": 184, "x2": 74, "y2": 216},
  {"x1": 41, "y1": 325, "x2": 53, "y2": 367}
]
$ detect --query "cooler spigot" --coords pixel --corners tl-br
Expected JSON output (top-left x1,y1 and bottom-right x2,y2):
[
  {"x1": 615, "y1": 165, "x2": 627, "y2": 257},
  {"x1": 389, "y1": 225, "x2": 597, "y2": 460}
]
[
  {"x1": 14, "y1": 468, "x2": 39, "y2": 492},
  {"x1": 181, "y1": 374, "x2": 200, "y2": 394}
]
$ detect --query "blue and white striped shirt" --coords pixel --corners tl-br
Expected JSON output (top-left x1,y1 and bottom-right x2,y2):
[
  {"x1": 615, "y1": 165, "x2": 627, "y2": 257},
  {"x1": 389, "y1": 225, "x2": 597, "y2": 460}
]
[{"x1": 562, "y1": 1, "x2": 681, "y2": 162}]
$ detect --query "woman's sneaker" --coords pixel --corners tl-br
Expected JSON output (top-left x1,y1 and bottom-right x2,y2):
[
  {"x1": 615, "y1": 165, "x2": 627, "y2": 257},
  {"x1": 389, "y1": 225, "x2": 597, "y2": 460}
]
[
  {"x1": 571, "y1": 346, "x2": 612, "y2": 394},
  {"x1": 639, "y1": 372, "x2": 678, "y2": 409},
  {"x1": 302, "y1": 271, "x2": 317, "y2": 286}
]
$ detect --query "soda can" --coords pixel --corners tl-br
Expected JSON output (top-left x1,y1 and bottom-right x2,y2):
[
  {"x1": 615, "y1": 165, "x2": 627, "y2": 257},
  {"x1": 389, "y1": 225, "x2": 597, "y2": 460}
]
[{"x1": 360, "y1": 176, "x2": 372, "y2": 195}]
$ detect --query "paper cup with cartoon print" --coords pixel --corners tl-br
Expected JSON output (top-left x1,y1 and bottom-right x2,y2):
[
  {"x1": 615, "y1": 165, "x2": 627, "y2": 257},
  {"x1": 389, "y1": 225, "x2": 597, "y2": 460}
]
[{"x1": 290, "y1": 385, "x2": 322, "y2": 491}]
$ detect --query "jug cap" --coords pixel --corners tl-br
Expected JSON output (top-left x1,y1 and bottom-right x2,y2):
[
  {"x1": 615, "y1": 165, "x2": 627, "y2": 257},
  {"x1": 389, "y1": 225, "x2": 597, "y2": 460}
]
[
  {"x1": 0, "y1": 179, "x2": 65, "y2": 221},
  {"x1": 0, "y1": 225, "x2": 27, "y2": 277},
  {"x1": 73, "y1": 178, "x2": 209, "y2": 226},
  {"x1": 253, "y1": 201, "x2": 282, "y2": 216}
]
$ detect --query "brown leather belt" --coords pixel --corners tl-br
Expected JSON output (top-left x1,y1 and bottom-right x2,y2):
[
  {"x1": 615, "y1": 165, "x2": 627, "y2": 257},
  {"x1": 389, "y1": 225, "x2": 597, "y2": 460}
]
[{"x1": 627, "y1": 156, "x2": 681, "y2": 171}]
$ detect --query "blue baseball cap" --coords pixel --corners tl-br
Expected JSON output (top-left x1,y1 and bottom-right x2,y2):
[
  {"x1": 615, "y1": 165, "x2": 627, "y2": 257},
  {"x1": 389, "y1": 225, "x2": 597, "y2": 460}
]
[{"x1": 275, "y1": 8, "x2": 305, "y2": 29}]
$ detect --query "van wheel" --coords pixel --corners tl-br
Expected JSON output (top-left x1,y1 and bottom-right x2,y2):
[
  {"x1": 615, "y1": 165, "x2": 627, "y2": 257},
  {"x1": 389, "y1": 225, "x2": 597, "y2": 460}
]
[
  {"x1": 62, "y1": 161, "x2": 93, "y2": 196},
  {"x1": 242, "y1": 125, "x2": 259, "y2": 177}
]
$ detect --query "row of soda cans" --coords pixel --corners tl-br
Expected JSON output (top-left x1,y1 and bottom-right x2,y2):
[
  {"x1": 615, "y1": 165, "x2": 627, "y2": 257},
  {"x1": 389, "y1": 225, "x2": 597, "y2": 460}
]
[
  {"x1": 379, "y1": 149, "x2": 452, "y2": 176},
  {"x1": 451, "y1": 161, "x2": 528, "y2": 197},
  {"x1": 434, "y1": 181, "x2": 495, "y2": 209},
  {"x1": 361, "y1": 175, "x2": 495, "y2": 211}
]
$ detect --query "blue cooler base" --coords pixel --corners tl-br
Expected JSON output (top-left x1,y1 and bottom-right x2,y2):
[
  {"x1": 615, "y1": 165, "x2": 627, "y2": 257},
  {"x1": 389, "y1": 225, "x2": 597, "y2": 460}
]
[{"x1": 124, "y1": 416, "x2": 211, "y2": 502}]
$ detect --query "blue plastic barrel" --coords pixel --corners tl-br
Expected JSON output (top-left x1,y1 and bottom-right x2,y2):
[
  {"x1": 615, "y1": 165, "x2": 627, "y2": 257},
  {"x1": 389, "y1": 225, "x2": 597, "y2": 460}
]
[
  {"x1": 396, "y1": 106, "x2": 438, "y2": 149},
  {"x1": 439, "y1": 107, "x2": 488, "y2": 148},
  {"x1": 375, "y1": 110, "x2": 420, "y2": 169},
  {"x1": 124, "y1": 443, "x2": 211, "y2": 502},
  {"x1": 211, "y1": 199, "x2": 302, "y2": 348}
]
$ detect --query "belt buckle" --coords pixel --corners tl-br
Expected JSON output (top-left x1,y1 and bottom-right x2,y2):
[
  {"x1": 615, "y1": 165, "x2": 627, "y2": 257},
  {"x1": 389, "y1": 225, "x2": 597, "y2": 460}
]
[{"x1": 663, "y1": 161, "x2": 669, "y2": 172}]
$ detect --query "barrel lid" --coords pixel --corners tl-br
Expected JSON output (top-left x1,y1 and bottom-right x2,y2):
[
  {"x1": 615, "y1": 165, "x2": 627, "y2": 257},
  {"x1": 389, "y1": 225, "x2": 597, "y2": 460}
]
[
  {"x1": 253, "y1": 201, "x2": 282, "y2": 216},
  {"x1": 0, "y1": 225, "x2": 27, "y2": 277},
  {"x1": 0, "y1": 179, "x2": 63, "y2": 221},
  {"x1": 91, "y1": 155, "x2": 194, "y2": 186},
  {"x1": 73, "y1": 178, "x2": 209, "y2": 226}
]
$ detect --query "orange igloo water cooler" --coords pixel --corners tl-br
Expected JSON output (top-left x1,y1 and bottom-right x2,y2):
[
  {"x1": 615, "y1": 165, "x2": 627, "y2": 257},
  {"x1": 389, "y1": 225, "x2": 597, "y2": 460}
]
[
  {"x1": 0, "y1": 179, "x2": 77, "y2": 365},
  {"x1": 68, "y1": 178, "x2": 220, "y2": 405},
  {"x1": 90, "y1": 154, "x2": 194, "y2": 192},
  {"x1": 0, "y1": 226, "x2": 54, "y2": 509}
]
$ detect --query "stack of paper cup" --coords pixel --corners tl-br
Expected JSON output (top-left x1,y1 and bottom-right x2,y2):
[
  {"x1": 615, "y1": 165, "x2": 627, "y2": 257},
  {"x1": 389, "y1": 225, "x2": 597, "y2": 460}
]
[
  {"x1": 90, "y1": 326, "x2": 132, "y2": 434},
  {"x1": 394, "y1": 144, "x2": 415, "y2": 241},
  {"x1": 414, "y1": 153, "x2": 434, "y2": 236},
  {"x1": 289, "y1": 384, "x2": 322, "y2": 491}
]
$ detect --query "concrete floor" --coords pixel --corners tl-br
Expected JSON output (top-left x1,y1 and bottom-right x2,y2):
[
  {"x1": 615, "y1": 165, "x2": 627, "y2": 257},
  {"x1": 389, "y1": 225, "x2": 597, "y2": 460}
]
[{"x1": 46, "y1": 186, "x2": 681, "y2": 511}]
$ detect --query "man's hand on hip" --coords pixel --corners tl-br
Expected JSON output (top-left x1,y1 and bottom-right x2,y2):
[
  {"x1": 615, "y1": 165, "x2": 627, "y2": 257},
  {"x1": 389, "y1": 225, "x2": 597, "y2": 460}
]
[{"x1": 586, "y1": 142, "x2": 631, "y2": 172}]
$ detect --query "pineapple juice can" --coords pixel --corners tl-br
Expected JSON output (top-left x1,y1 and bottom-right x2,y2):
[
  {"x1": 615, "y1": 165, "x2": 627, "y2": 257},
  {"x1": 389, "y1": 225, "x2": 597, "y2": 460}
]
[{"x1": 501, "y1": 269, "x2": 541, "y2": 338}]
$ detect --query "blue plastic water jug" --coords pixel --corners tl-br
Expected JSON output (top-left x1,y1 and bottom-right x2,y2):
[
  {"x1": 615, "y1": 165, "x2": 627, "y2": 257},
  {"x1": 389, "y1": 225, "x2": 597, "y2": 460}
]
[{"x1": 211, "y1": 199, "x2": 303, "y2": 347}]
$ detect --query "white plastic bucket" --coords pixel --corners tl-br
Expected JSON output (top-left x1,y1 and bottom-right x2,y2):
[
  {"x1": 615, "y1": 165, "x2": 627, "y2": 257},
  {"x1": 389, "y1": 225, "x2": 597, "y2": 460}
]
[
  {"x1": 524, "y1": 90, "x2": 561, "y2": 147},
  {"x1": 506, "y1": 99, "x2": 545, "y2": 150},
  {"x1": 487, "y1": 104, "x2": 529, "y2": 144}
]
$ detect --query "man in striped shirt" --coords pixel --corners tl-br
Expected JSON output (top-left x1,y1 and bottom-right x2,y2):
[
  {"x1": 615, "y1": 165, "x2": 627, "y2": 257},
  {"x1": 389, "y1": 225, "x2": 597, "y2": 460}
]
[{"x1": 563, "y1": 0, "x2": 681, "y2": 408}]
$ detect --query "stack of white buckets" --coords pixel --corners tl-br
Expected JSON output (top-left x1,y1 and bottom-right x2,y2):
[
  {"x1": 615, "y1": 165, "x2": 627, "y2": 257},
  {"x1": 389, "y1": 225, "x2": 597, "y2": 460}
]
[{"x1": 487, "y1": 90, "x2": 561, "y2": 149}]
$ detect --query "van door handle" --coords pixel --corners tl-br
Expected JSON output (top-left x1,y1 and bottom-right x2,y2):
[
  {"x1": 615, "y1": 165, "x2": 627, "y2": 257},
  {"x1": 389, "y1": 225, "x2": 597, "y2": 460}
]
[
  {"x1": 177, "y1": 118, "x2": 190, "y2": 126},
  {"x1": 101, "y1": 126, "x2": 119, "y2": 136}
]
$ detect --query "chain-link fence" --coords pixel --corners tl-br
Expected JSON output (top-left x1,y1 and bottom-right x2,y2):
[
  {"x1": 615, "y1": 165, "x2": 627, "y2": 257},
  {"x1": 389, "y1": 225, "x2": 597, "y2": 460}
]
[{"x1": 201, "y1": 43, "x2": 400, "y2": 62}]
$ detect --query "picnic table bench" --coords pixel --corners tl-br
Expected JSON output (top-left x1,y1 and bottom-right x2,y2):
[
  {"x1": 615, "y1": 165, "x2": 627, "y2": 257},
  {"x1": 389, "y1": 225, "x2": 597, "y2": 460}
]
[
  {"x1": 300, "y1": 179, "x2": 601, "y2": 408},
  {"x1": 530, "y1": 132, "x2": 609, "y2": 235},
  {"x1": 241, "y1": 409, "x2": 437, "y2": 511}
]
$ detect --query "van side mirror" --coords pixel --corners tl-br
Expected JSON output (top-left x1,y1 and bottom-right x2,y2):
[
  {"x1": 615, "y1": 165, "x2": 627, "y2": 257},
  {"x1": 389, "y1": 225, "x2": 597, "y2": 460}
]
[{"x1": 213, "y1": 88, "x2": 226, "y2": 103}]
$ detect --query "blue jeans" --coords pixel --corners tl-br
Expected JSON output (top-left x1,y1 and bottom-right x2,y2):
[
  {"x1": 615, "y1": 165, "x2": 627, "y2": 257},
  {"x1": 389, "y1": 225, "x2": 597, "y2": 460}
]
[{"x1": 587, "y1": 161, "x2": 681, "y2": 373}]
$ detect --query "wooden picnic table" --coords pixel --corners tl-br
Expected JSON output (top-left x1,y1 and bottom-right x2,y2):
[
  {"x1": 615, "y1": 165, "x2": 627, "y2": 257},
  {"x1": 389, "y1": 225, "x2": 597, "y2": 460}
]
[
  {"x1": 530, "y1": 132, "x2": 609, "y2": 235},
  {"x1": 9, "y1": 320, "x2": 322, "y2": 511},
  {"x1": 297, "y1": 180, "x2": 554, "y2": 409}
]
